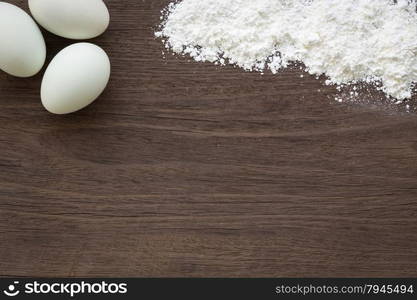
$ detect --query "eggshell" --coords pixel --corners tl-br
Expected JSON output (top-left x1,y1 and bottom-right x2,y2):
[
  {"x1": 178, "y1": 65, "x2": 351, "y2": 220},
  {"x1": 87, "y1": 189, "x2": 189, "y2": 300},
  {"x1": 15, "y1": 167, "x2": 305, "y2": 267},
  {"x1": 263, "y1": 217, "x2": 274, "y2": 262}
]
[
  {"x1": 0, "y1": 2, "x2": 46, "y2": 77},
  {"x1": 41, "y1": 43, "x2": 110, "y2": 114},
  {"x1": 28, "y1": 0, "x2": 110, "y2": 40}
]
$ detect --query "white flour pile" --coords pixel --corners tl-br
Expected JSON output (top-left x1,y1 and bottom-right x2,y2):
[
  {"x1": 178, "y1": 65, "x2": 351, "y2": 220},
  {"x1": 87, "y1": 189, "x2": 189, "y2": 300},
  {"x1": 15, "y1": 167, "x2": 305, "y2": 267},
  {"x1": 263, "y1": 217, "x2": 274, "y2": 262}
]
[{"x1": 156, "y1": 0, "x2": 417, "y2": 102}]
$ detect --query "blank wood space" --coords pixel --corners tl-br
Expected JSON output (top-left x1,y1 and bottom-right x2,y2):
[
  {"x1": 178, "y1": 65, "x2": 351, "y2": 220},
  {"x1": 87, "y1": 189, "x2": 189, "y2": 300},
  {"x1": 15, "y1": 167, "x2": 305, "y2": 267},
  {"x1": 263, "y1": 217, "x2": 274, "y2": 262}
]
[{"x1": 1, "y1": 0, "x2": 416, "y2": 277}]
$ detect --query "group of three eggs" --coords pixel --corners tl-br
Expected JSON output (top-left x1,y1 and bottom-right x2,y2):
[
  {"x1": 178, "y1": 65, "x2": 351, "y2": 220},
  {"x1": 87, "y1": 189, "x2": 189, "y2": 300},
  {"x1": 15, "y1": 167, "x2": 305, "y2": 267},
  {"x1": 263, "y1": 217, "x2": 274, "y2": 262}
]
[{"x1": 0, "y1": 0, "x2": 111, "y2": 114}]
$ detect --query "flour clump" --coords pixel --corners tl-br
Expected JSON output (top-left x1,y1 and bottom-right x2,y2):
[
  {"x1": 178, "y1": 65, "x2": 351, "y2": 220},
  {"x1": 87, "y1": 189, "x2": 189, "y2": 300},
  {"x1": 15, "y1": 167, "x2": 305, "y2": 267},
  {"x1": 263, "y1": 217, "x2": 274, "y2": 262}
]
[{"x1": 156, "y1": 0, "x2": 417, "y2": 101}]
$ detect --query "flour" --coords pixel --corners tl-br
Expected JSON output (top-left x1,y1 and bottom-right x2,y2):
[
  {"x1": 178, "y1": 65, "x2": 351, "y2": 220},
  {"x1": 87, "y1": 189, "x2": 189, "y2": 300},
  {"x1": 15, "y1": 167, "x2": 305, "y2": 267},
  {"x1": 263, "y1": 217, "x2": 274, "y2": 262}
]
[{"x1": 156, "y1": 0, "x2": 417, "y2": 101}]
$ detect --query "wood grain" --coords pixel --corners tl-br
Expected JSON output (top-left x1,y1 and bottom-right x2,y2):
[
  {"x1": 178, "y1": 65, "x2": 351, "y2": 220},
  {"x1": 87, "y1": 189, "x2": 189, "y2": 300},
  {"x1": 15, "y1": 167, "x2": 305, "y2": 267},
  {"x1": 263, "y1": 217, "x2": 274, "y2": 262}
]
[{"x1": 1, "y1": 0, "x2": 417, "y2": 278}]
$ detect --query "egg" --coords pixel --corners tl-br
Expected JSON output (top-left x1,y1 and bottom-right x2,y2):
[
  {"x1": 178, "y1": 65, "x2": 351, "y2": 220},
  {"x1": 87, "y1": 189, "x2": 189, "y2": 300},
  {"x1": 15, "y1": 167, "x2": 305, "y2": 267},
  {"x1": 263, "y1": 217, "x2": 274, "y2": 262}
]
[
  {"x1": 41, "y1": 43, "x2": 110, "y2": 114},
  {"x1": 0, "y1": 2, "x2": 46, "y2": 77},
  {"x1": 28, "y1": 0, "x2": 110, "y2": 40}
]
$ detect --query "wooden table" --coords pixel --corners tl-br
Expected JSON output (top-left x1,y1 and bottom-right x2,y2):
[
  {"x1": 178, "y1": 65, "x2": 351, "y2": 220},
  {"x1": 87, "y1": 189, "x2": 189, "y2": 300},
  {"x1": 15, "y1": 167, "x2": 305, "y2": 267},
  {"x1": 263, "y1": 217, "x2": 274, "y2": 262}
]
[{"x1": 1, "y1": 0, "x2": 417, "y2": 278}]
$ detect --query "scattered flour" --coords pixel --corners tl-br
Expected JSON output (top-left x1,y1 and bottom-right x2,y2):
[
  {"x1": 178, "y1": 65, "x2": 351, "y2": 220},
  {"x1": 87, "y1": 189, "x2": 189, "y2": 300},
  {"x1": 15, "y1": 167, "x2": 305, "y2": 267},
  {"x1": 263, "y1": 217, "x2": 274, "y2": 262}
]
[{"x1": 156, "y1": 0, "x2": 417, "y2": 101}]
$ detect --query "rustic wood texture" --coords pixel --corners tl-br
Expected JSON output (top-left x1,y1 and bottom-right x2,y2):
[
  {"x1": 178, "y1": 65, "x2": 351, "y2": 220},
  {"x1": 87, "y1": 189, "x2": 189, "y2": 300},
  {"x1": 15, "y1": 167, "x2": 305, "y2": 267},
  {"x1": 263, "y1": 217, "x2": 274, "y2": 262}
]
[{"x1": 1, "y1": 0, "x2": 417, "y2": 278}]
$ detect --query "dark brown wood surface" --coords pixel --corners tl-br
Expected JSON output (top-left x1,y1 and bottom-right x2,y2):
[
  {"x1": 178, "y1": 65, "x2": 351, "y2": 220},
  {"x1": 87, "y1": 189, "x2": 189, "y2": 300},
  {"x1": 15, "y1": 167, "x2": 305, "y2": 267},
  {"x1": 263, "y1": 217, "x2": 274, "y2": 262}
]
[{"x1": 1, "y1": 0, "x2": 417, "y2": 278}]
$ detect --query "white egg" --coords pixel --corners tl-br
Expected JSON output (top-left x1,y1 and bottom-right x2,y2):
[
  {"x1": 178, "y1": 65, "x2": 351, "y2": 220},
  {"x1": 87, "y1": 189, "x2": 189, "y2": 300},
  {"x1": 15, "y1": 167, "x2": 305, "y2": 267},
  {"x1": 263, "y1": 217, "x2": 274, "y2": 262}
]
[
  {"x1": 28, "y1": 0, "x2": 110, "y2": 40},
  {"x1": 0, "y1": 2, "x2": 46, "y2": 77},
  {"x1": 41, "y1": 43, "x2": 110, "y2": 114}
]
